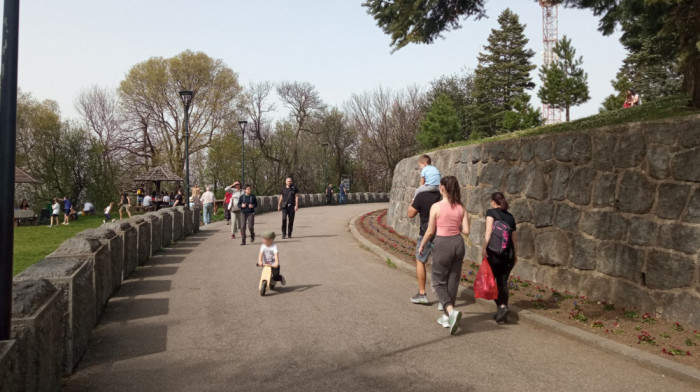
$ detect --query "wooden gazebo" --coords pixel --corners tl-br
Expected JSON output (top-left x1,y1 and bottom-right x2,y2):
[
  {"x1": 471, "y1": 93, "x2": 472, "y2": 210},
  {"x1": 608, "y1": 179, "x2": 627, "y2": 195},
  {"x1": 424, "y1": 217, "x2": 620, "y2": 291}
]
[
  {"x1": 15, "y1": 167, "x2": 39, "y2": 184},
  {"x1": 134, "y1": 165, "x2": 183, "y2": 192}
]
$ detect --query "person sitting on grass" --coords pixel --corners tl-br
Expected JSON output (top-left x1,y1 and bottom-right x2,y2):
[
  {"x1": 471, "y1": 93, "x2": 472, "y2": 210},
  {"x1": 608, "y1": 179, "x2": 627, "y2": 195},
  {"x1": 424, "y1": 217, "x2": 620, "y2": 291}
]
[{"x1": 257, "y1": 230, "x2": 286, "y2": 287}]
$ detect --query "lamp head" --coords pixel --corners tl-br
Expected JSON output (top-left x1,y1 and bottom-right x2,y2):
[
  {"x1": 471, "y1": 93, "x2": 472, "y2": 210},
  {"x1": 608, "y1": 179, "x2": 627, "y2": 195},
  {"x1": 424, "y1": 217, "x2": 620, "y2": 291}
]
[
  {"x1": 179, "y1": 90, "x2": 193, "y2": 107},
  {"x1": 238, "y1": 120, "x2": 248, "y2": 133}
]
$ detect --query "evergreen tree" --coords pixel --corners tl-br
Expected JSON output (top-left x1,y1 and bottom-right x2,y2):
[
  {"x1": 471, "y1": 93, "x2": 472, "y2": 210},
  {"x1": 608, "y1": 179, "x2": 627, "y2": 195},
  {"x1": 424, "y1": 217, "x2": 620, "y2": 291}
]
[
  {"x1": 502, "y1": 95, "x2": 542, "y2": 132},
  {"x1": 417, "y1": 93, "x2": 461, "y2": 149},
  {"x1": 538, "y1": 36, "x2": 590, "y2": 122},
  {"x1": 469, "y1": 9, "x2": 536, "y2": 138},
  {"x1": 425, "y1": 70, "x2": 475, "y2": 138}
]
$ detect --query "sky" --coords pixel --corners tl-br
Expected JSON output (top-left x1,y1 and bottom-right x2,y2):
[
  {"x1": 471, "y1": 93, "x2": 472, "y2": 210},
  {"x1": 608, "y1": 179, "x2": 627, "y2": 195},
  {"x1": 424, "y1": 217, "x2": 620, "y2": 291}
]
[{"x1": 7, "y1": 0, "x2": 625, "y2": 122}]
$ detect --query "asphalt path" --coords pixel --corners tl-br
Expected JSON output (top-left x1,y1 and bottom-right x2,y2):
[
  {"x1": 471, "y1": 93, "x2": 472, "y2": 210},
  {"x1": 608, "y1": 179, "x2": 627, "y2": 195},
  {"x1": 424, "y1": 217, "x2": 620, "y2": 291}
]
[{"x1": 63, "y1": 203, "x2": 696, "y2": 391}]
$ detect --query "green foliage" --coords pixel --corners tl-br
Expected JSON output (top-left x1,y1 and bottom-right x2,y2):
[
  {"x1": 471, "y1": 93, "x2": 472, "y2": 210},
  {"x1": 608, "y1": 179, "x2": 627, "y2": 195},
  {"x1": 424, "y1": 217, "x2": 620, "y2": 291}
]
[
  {"x1": 426, "y1": 71, "x2": 475, "y2": 138},
  {"x1": 538, "y1": 36, "x2": 590, "y2": 122},
  {"x1": 502, "y1": 94, "x2": 542, "y2": 132},
  {"x1": 469, "y1": 9, "x2": 537, "y2": 137},
  {"x1": 417, "y1": 94, "x2": 461, "y2": 149}
]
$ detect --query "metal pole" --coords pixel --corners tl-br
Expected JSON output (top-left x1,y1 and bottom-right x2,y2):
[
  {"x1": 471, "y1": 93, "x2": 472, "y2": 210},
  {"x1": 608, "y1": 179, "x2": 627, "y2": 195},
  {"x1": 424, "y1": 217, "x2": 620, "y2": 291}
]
[
  {"x1": 0, "y1": 0, "x2": 21, "y2": 340},
  {"x1": 184, "y1": 106, "x2": 190, "y2": 205},
  {"x1": 241, "y1": 129, "x2": 245, "y2": 186}
]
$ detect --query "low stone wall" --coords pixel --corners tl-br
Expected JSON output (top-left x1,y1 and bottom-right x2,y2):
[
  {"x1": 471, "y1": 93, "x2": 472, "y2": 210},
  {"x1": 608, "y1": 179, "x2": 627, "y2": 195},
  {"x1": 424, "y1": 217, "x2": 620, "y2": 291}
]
[
  {"x1": 1, "y1": 194, "x2": 388, "y2": 390},
  {"x1": 388, "y1": 115, "x2": 700, "y2": 327}
]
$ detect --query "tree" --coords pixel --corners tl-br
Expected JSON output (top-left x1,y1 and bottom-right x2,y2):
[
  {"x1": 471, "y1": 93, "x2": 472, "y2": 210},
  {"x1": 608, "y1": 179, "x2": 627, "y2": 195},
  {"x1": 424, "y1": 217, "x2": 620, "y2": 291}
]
[
  {"x1": 469, "y1": 9, "x2": 537, "y2": 137},
  {"x1": 426, "y1": 70, "x2": 475, "y2": 138},
  {"x1": 118, "y1": 50, "x2": 242, "y2": 177},
  {"x1": 417, "y1": 93, "x2": 461, "y2": 149},
  {"x1": 502, "y1": 94, "x2": 542, "y2": 131},
  {"x1": 538, "y1": 36, "x2": 590, "y2": 122},
  {"x1": 318, "y1": 107, "x2": 357, "y2": 185}
]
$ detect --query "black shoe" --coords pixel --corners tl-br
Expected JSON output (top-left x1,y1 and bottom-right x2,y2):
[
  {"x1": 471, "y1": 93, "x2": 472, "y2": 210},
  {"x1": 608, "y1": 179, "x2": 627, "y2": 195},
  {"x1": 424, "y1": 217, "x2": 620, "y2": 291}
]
[
  {"x1": 288, "y1": 234, "x2": 292, "y2": 239},
  {"x1": 495, "y1": 306, "x2": 509, "y2": 324},
  {"x1": 251, "y1": 235, "x2": 255, "y2": 243},
  {"x1": 240, "y1": 240, "x2": 246, "y2": 246},
  {"x1": 282, "y1": 234, "x2": 287, "y2": 239}
]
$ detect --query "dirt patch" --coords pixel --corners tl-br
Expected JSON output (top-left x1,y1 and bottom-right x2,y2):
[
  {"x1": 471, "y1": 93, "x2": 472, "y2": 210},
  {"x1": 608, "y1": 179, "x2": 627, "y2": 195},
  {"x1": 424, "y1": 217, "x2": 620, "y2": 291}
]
[{"x1": 356, "y1": 209, "x2": 700, "y2": 369}]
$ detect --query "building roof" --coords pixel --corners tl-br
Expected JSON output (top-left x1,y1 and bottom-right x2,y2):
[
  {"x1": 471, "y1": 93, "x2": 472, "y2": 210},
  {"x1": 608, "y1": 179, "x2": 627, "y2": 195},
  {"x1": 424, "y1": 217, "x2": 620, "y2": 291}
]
[
  {"x1": 134, "y1": 165, "x2": 184, "y2": 182},
  {"x1": 15, "y1": 167, "x2": 39, "y2": 184}
]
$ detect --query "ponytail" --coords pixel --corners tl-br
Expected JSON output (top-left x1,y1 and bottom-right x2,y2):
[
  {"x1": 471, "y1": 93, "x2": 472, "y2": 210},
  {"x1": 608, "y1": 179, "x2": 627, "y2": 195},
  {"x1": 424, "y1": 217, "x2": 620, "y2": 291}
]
[
  {"x1": 491, "y1": 192, "x2": 509, "y2": 211},
  {"x1": 440, "y1": 176, "x2": 463, "y2": 208}
]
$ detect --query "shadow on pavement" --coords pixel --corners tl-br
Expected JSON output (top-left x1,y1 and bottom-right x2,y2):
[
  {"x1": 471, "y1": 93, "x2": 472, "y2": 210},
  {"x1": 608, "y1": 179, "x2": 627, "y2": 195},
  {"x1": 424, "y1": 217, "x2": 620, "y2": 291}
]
[
  {"x1": 129, "y1": 266, "x2": 179, "y2": 278},
  {"x1": 112, "y1": 279, "x2": 173, "y2": 297},
  {"x1": 266, "y1": 284, "x2": 322, "y2": 295},
  {"x1": 79, "y1": 324, "x2": 168, "y2": 367},
  {"x1": 101, "y1": 297, "x2": 170, "y2": 323}
]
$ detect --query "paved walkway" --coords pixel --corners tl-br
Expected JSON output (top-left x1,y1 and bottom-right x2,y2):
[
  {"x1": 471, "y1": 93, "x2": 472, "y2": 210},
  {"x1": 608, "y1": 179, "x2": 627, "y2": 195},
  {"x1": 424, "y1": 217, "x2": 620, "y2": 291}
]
[{"x1": 64, "y1": 204, "x2": 695, "y2": 391}]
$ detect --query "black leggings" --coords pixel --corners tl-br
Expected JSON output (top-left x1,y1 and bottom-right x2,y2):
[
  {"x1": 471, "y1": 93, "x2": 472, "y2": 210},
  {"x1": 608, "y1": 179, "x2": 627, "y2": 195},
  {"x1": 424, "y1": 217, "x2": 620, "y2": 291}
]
[
  {"x1": 487, "y1": 249, "x2": 514, "y2": 307},
  {"x1": 282, "y1": 206, "x2": 295, "y2": 236}
]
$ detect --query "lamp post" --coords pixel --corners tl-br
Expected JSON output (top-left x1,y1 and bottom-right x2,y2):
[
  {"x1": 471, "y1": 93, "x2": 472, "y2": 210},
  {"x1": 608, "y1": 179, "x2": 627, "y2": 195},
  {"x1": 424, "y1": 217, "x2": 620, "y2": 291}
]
[
  {"x1": 179, "y1": 90, "x2": 193, "y2": 206},
  {"x1": 0, "y1": 0, "x2": 20, "y2": 340},
  {"x1": 238, "y1": 120, "x2": 248, "y2": 185},
  {"x1": 321, "y1": 143, "x2": 329, "y2": 192}
]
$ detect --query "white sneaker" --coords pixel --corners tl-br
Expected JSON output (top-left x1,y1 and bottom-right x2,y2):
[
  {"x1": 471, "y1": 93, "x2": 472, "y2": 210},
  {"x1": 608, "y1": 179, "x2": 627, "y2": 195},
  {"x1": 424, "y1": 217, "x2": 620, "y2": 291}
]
[
  {"x1": 449, "y1": 310, "x2": 463, "y2": 335},
  {"x1": 438, "y1": 303, "x2": 444, "y2": 311},
  {"x1": 437, "y1": 315, "x2": 450, "y2": 328}
]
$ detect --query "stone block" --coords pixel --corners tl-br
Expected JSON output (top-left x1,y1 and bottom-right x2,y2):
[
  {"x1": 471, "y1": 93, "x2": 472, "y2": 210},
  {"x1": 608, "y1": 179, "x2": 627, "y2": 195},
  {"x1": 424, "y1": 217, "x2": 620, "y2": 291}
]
[
  {"x1": 523, "y1": 163, "x2": 548, "y2": 201},
  {"x1": 566, "y1": 167, "x2": 596, "y2": 205},
  {"x1": 15, "y1": 257, "x2": 95, "y2": 375},
  {"x1": 676, "y1": 119, "x2": 700, "y2": 148},
  {"x1": 488, "y1": 143, "x2": 504, "y2": 162},
  {"x1": 645, "y1": 249, "x2": 695, "y2": 290},
  {"x1": 11, "y1": 279, "x2": 63, "y2": 392},
  {"x1": 592, "y1": 173, "x2": 617, "y2": 207},
  {"x1": 554, "y1": 204, "x2": 581, "y2": 232},
  {"x1": 304, "y1": 194, "x2": 311, "y2": 207},
  {"x1": 656, "y1": 223, "x2": 700, "y2": 255},
  {"x1": 509, "y1": 198, "x2": 532, "y2": 223},
  {"x1": 592, "y1": 133, "x2": 616, "y2": 171},
  {"x1": 349, "y1": 193, "x2": 358, "y2": 203},
  {"x1": 130, "y1": 216, "x2": 151, "y2": 269},
  {"x1": 645, "y1": 123, "x2": 679, "y2": 146},
  {"x1": 505, "y1": 141, "x2": 521, "y2": 161},
  {"x1": 596, "y1": 242, "x2": 643, "y2": 283},
  {"x1": 159, "y1": 210, "x2": 173, "y2": 246},
  {"x1": 480, "y1": 144, "x2": 490, "y2": 163},
  {"x1": 645, "y1": 145, "x2": 670, "y2": 179},
  {"x1": 684, "y1": 188, "x2": 700, "y2": 223},
  {"x1": 612, "y1": 280, "x2": 655, "y2": 314},
  {"x1": 100, "y1": 222, "x2": 135, "y2": 289},
  {"x1": 171, "y1": 207, "x2": 183, "y2": 241},
  {"x1": 536, "y1": 230, "x2": 570, "y2": 266},
  {"x1": 521, "y1": 139, "x2": 534, "y2": 162},
  {"x1": 183, "y1": 208, "x2": 193, "y2": 236},
  {"x1": 616, "y1": 171, "x2": 655, "y2": 214},
  {"x1": 460, "y1": 145, "x2": 481, "y2": 164},
  {"x1": 144, "y1": 213, "x2": 162, "y2": 256},
  {"x1": 580, "y1": 211, "x2": 629, "y2": 241},
  {"x1": 571, "y1": 234, "x2": 597, "y2": 270},
  {"x1": 479, "y1": 161, "x2": 505, "y2": 186},
  {"x1": 577, "y1": 274, "x2": 613, "y2": 303},
  {"x1": 629, "y1": 217, "x2": 657, "y2": 246},
  {"x1": 670, "y1": 147, "x2": 700, "y2": 181},
  {"x1": 47, "y1": 236, "x2": 111, "y2": 318},
  {"x1": 614, "y1": 132, "x2": 646, "y2": 168},
  {"x1": 554, "y1": 134, "x2": 574, "y2": 162},
  {"x1": 192, "y1": 207, "x2": 200, "y2": 232},
  {"x1": 359, "y1": 193, "x2": 367, "y2": 203},
  {"x1": 517, "y1": 225, "x2": 535, "y2": 260},
  {"x1": 505, "y1": 166, "x2": 524, "y2": 194},
  {"x1": 550, "y1": 165, "x2": 572, "y2": 201},
  {"x1": 657, "y1": 183, "x2": 691, "y2": 221},
  {"x1": 532, "y1": 201, "x2": 555, "y2": 228},
  {"x1": 534, "y1": 138, "x2": 552, "y2": 161},
  {"x1": 571, "y1": 134, "x2": 592, "y2": 165},
  {"x1": 0, "y1": 340, "x2": 20, "y2": 392},
  {"x1": 660, "y1": 292, "x2": 700, "y2": 328}
]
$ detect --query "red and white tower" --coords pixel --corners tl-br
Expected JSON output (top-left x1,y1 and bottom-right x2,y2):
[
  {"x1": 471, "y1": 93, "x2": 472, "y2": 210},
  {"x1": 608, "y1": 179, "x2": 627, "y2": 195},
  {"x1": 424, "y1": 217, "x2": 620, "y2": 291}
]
[{"x1": 540, "y1": 0, "x2": 562, "y2": 124}]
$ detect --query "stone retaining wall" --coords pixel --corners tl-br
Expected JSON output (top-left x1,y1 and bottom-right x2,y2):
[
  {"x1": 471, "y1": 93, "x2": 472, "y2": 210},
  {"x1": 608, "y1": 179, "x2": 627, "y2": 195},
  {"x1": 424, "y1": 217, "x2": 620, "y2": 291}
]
[
  {"x1": 1, "y1": 193, "x2": 388, "y2": 391},
  {"x1": 388, "y1": 115, "x2": 700, "y2": 327}
]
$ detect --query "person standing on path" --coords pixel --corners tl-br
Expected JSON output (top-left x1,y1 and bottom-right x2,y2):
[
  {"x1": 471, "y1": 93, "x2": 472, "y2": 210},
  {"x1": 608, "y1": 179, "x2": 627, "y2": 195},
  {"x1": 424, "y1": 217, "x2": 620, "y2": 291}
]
[
  {"x1": 278, "y1": 177, "x2": 299, "y2": 239},
  {"x1": 62, "y1": 196, "x2": 72, "y2": 225},
  {"x1": 225, "y1": 181, "x2": 243, "y2": 239},
  {"x1": 238, "y1": 184, "x2": 257, "y2": 245},
  {"x1": 339, "y1": 182, "x2": 346, "y2": 204},
  {"x1": 118, "y1": 190, "x2": 132, "y2": 220},
  {"x1": 407, "y1": 188, "x2": 442, "y2": 304},
  {"x1": 418, "y1": 176, "x2": 470, "y2": 335},
  {"x1": 201, "y1": 186, "x2": 216, "y2": 225},
  {"x1": 325, "y1": 184, "x2": 334, "y2": 205},
  {"x1": 482, "y1": 192, "x2": 518, "y2": 324}
]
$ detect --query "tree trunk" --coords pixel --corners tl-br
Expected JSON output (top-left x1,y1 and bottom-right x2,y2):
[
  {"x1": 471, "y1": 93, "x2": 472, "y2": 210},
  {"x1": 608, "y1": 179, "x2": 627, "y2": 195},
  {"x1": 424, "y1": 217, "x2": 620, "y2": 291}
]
[
  {"x1": 565, "y1": 104, "x2": 570, "y2": 122},
  {"x1": 692, "y1": 60, "x2": 700, "y2": 108}
]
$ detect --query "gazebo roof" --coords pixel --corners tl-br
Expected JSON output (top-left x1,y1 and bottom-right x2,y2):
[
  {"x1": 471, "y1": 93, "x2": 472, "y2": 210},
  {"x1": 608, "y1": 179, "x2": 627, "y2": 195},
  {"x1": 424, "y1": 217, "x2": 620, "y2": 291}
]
[
  {"x1": 15, "y1": 167, "x2": 39, "y2": 184},
  {"x1": 134, "y1": 165, "x2": 184, "y2": 182}
]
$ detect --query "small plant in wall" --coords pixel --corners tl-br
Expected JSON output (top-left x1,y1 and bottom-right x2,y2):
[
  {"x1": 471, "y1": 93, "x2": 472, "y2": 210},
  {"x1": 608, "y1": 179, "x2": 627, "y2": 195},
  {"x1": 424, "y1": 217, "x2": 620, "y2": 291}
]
[
  {"x1": 637, "y1": 331, "x2": 656, "y2": 345},
  {"x1": 662, "y1": 346, "x2": 691, "y2": 356}
]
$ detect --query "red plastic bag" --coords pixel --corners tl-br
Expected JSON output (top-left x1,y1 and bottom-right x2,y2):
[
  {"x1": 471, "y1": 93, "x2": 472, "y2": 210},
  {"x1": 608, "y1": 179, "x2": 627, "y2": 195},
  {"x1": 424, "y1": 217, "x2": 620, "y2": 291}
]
[{"x1": 474, "y1": 257, "x2": 499, "y2": 300}]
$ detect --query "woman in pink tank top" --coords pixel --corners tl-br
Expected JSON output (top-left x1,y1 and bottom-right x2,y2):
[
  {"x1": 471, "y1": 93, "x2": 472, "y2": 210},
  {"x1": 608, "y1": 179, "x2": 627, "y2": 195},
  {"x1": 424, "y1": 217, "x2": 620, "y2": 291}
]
[{"x1": 418, "y1": 176, "x2": 470, "y2": 335}]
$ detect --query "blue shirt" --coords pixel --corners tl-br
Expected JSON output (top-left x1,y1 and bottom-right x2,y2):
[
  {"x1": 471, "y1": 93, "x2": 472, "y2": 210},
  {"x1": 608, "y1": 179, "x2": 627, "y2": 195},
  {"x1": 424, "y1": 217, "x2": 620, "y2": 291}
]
[
  {"x1": 421, "y1": 165, "x2": 441, "y2": 186},
  {"x1": 64, "y1": 199, "x2": 71, "y2": 211},
  {"x1": 339, "y1": 184, "x2": 346, "y2": 194}
]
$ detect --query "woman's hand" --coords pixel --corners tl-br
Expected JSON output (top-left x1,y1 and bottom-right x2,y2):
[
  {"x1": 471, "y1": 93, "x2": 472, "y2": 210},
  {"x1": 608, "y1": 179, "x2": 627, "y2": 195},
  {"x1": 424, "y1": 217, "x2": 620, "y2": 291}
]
[
  {"x1": 482, "y1": 247, "x2": 488, "y2": 259},
  {"x1": 418, "y1": 245, "x2": 424, "y2": 255}
]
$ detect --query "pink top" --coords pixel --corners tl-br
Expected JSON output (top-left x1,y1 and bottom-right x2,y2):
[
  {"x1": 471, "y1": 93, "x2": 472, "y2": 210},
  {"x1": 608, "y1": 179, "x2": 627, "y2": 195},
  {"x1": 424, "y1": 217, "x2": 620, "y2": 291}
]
[{"x1": 436, "y1": 200, "x2": 464, "y2": 237}]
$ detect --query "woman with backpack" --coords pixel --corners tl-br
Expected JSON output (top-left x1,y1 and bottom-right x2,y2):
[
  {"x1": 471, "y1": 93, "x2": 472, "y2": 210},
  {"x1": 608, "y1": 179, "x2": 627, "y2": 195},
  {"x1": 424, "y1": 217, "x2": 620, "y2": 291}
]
[{"x1": 482, "y1": 192, "x2": 518, "y2": 324}]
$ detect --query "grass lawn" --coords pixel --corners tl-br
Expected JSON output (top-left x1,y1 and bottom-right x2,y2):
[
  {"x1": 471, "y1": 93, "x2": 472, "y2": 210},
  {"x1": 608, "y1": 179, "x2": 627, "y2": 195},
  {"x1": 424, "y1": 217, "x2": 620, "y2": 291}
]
[{"x1": 430, "y1": 95, "x2": 700, "y2": 152}]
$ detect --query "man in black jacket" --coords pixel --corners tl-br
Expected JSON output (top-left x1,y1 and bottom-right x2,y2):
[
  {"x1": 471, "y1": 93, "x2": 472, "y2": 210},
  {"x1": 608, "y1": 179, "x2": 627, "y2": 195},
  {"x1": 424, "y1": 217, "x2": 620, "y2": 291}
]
[
  {"x1": 238, "y1": 184, "x2": 257, "y2": 245},
  {"x1": 278, "y1": 177, "x2": 299, "y2": 239}
]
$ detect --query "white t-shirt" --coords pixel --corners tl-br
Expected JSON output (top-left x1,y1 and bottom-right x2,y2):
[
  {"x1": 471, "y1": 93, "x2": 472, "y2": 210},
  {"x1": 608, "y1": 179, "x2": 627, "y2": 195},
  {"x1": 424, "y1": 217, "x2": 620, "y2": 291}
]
[
  {"x1": 163, "y1": 195, "x2": 170, "y2": 203},
  {"x1": 142, "y1": 195, "x2": 152, "y2": 207},
  {"x1": 260, "y1": 243, "x2": 278, "y2": 265},
  {"x1": 52, "y1": 202, "x2": 60, "y2": 215},
  {"x1": 201, "y1": 191, "x2": 215, "y2": 204},
  {"x1": 229, "y1": 190, "x2": 242, "y2": 211},
  {"x1": 104, "y1": 205, "x2": 112, "y2": 214},
  {"x1": 83, "y1": 202, "x2": 94, "y2": 212}
]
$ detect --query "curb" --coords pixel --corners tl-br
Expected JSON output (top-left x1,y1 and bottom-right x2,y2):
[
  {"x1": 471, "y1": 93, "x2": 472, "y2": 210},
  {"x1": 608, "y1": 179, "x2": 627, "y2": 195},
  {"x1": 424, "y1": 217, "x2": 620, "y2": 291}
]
[{"x1": 348, "y1": 212, "x2": 700, "y2": 386}]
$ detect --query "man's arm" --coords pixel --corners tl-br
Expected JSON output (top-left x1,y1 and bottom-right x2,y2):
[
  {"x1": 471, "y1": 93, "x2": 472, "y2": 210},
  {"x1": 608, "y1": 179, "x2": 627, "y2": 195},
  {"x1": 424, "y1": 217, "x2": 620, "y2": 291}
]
[
  {"x1": 294, "y1": 194, "x2": 299, "y2": 211},
  {"x1": 408, "y1": 205, "x2": 419, "y2": 218}
]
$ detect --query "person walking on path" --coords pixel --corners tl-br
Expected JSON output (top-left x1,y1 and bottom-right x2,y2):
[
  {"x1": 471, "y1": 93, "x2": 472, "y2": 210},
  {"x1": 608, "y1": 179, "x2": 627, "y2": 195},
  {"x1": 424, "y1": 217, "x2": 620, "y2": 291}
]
[
  {"x1": 482, "y1": 192, "x2": 518, "y2": 324},
  {"x1": 278, "y1": 177, "x2": 299, "y2": 239},
  {"x1": 201, "y1": 186, "x2": 216, "y2": 225},
  {"x1": 225, "y1": 181, "x2": 243, "y2": 239},
  {"x1": 407, "y1": 187, "x2": 442, "y2": 304},
  {"x1": 339, "y1": 182, "x2": 346, "y2": 204},
  {"x1": 223, "y1": 187, "x2": 233, "y2": 225},
  {"x1": 418, "y1": 176, "x2": 470, "y2": 335},
  {"x1": 238, "y1": 184, "x2": 257, "y2": 245},
  {"x1": 325, "y1": 184, "x2": 334, "y2": 205},
  {"x1": 118, "y1": 190, "x2": 132, "y2": 220},
  {"x1": 257, "y1": 231, "x2": 287, "y2": 286},
  {"x1": 62, "y1": 196, "x2": 72, "y2": 225}
]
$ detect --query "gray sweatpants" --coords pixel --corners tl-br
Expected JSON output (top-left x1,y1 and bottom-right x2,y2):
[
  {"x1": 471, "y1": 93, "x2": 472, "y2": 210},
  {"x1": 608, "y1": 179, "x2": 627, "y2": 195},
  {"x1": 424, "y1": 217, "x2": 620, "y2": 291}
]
[{"x1": 431, "y1": 234, "x2": 465, "y2": 315}]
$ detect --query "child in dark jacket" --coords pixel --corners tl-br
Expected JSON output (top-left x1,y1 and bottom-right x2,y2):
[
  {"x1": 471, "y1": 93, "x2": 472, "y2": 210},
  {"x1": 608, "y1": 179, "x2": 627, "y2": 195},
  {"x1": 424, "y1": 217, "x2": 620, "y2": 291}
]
[{"x1": 238, "y1": 184, "x2": 258, "y2": 245}]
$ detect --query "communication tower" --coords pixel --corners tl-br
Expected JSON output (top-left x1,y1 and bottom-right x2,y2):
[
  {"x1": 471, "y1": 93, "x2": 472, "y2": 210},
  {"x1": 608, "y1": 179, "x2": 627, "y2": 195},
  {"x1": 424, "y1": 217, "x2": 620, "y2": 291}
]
[{"x1": 540, "y1": 1, "x2": 562, "y2": 124}]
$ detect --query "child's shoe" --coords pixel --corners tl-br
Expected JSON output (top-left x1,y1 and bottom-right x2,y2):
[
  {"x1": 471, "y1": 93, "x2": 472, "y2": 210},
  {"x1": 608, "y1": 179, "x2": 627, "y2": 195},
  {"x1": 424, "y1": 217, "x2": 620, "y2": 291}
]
[{"x1": 280, "y1": 275, "x2": 286, "y2": 286}]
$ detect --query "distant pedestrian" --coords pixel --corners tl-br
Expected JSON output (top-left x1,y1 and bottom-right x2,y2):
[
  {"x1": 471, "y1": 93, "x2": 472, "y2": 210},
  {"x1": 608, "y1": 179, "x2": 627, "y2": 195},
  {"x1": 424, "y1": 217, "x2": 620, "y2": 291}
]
[
  {"x1": 18, "y1": 199, "x2": 30, "y2": 210},
  {"x1": 325, "y1": 183, "x2": 334, "y2": 204},
  {"x1": 137, "y1": 183, "x2": 145, "y2": 206},
  {"x1": 418, "y1": 176, "x2": 470, "y2": 335},
  {"x1": 238, "y1": 184, "x2": 257, "y2": 245},
  {"x1": 162, "y1": 191, "x2": 171, "y2": 207},
  {"x1": 49, "y1": 198, "x2": 60, "y2": 227},
  {"x1": 482, "y1": 192, "x2": 518, "y2": 325},
  {"x1": 62, "y1": 196, "x2": 72, "y2": 225},
  {"x1": 201, "y1": 186, "x2": 216, "y2": 225},
  {"x1": 83, "y1": 201, "x2": 95, "y2": 215},
  {"x1": 407, "y1": 183, "x2": 442, "y2": 305},
  {"x1": 629, "y1": 88, "x2": 641, "y2": 106},
  {"x1": 225, "y1": 181, "x2": 243, "y2": 239},
  {"x1": 172, "y1": 189, "x2": 184, "y2": 207},
  {"x1": 118, "y1": 190, "x2": 132, "y2": 219},
  {"x1": 142, "y1": 192, "x2": 153, "y2": 210},
  {"x1": 278, "y1": 177, "x2": 299, "y2": 239},
  {"x1": 103, "y1": 202, "x2": 114, "y2": 224},
  {"x1": 339, "y1": 182, "x2": 347, "y2": 204},
  {"x1": 224, "y1": 186, "x2": 233, "y2": 225},
  {"x1": 190, "y1": 184, "x2": 201, "y2": 209}
]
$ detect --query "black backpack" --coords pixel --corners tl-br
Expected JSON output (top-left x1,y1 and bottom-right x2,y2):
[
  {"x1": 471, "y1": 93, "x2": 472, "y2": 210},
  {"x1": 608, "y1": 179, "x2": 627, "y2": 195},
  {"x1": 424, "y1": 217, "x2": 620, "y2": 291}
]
[{"x1": 487, "y1": 210, "x2": 514, "y2": 255}]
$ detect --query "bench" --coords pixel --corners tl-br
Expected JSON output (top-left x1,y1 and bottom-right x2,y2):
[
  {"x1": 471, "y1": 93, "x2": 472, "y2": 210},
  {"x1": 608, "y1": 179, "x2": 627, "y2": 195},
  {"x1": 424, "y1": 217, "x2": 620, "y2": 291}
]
[{"x1": 14, "y1": 209, "x2": 37, "y2": 226}]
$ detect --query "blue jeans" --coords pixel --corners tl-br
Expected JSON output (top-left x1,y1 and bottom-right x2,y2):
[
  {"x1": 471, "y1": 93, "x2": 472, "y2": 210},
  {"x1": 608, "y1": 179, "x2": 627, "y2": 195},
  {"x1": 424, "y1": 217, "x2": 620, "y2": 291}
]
[
  {"x1": 203, "y1": 203, "x2": 214, "y2": 225},
  {"x1": 339, "y1": 193, "x2": 346, "y2": 204}
]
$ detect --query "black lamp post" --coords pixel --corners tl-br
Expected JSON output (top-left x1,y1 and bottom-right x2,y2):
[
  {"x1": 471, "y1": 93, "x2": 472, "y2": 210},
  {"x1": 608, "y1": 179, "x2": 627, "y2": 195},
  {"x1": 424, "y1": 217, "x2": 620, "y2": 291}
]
[
  {"x1": 0, "y1": 0, "x2": 20, "y2": 340},
  {"x1": 321, "y1": 143, "x2": 329, "y2": 192},
  {"x1": 238, "y1": 120, "x2": 248, "y2": 185},
  {"x1": 179, "y1": 90, "x2": 193, "y2": 206}
]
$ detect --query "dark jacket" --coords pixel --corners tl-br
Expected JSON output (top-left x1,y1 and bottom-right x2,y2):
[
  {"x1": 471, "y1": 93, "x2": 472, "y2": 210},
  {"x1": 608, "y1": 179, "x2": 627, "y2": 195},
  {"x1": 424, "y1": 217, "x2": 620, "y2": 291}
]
[{"x1": 238, "y1": 194, "x2": 257, "y2": 215}]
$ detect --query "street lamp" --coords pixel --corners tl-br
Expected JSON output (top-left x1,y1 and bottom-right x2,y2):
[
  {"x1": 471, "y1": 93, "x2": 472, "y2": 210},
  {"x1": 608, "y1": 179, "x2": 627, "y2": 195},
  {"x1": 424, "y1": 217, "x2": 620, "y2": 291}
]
[
  {"x1": 179, "y1": 90, "x2": 193, "y2": 206},
  {"x1": 321, "y1": 143, "x2": 329, "y2": 192},
  {"x1": 238, "y1": 120, "x2": 248, "y2": 185}
]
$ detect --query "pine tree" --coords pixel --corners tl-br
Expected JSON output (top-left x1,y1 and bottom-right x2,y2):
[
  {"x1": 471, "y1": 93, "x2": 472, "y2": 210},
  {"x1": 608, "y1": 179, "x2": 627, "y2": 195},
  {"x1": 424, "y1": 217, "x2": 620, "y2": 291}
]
[
  {"x1": 417, "y1": 93, "x2": 461, "y2": 149},
  {"x1": 469, "y1": 9, "x2": 536, "y2": 138},
  {"x1": 538, "y1": 36, "x2": 590, "y2": 122}
]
